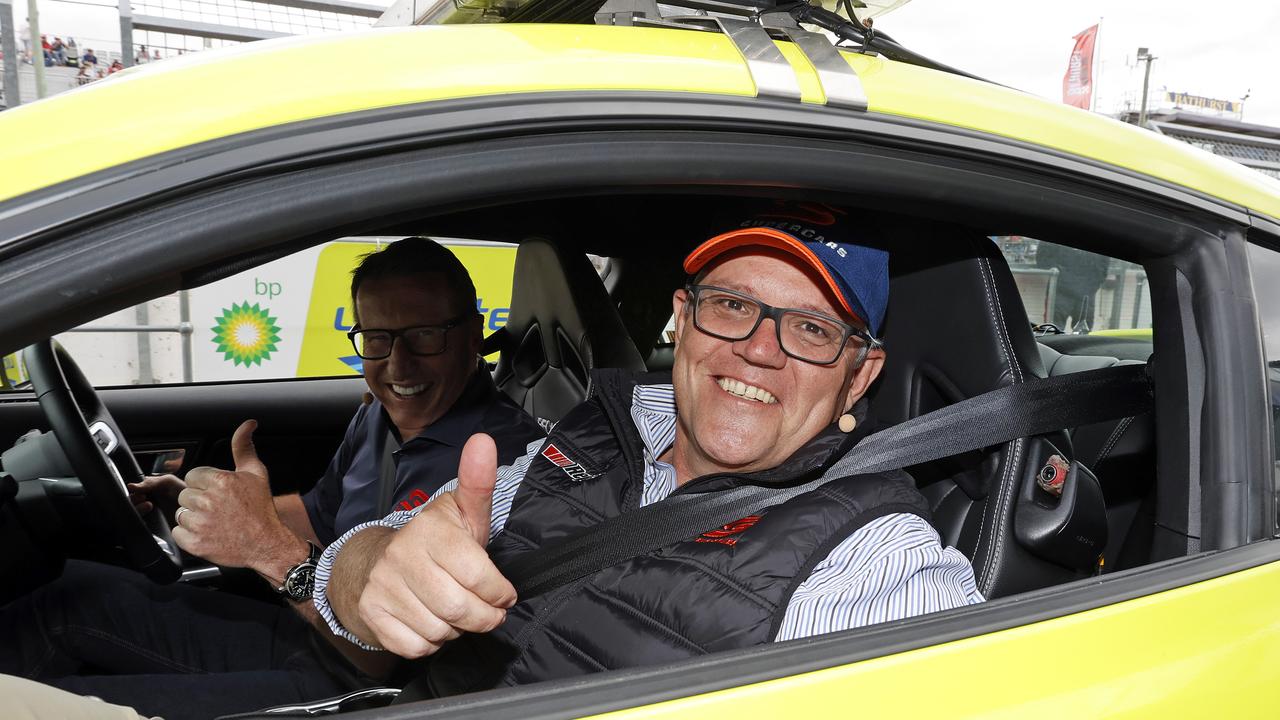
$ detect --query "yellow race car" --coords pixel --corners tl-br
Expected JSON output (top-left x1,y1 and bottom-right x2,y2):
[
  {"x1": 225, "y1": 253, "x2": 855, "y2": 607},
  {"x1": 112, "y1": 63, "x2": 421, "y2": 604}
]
[{"x1": 0, "y1": 1, "x2": 1278, "y2": 717}]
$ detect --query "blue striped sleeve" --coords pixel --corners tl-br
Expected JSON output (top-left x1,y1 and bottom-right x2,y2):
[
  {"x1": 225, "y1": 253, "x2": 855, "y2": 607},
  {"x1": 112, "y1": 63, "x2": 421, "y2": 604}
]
[
  {"x1": 313, "y1": 437, "x2": 545, "y2": 647},
  {"x1": 775, "y1": 513, "x2": 984, "y2": 641}
]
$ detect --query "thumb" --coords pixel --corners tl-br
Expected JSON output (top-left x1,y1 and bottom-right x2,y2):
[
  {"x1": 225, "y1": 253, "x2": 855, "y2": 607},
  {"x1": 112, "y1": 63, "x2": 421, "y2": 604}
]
[
  {"x1": 230, "y1": 419, "x2": 268, "y2": 479},
  {"x1": 454, "y1": 433, "x2": 497, "y2": 546}
]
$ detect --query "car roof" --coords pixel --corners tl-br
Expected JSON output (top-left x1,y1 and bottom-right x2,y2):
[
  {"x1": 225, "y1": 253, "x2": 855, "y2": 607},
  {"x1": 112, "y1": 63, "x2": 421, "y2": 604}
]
[{"x1": 1, "y1": 24, "x2": 1278, "y2": 219}]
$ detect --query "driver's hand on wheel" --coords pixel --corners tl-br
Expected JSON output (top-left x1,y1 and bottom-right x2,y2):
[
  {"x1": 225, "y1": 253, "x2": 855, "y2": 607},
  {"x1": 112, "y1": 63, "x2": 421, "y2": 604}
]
[
  {"x1": 172, "y1": 419, "x2": 303, "y2": 571},
  {"x1": 354, "y1": 433, "x2": 516, "y2": 659},
  {"x1": 127, "y1": 473, "x2": 185, "y2": 524}
]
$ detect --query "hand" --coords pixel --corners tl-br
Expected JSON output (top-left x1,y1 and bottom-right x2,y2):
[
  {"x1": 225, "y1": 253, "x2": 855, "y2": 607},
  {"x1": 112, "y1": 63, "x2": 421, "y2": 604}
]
[
  {"x1": 172, "y1": 420, "x2": 305, "y2": 573},
  {"x1": 127, "y1": 473, "x2": 185, "y2": 523},
  {"x1": 354, "y1": 433, "x2": 516, "y2": 658}
]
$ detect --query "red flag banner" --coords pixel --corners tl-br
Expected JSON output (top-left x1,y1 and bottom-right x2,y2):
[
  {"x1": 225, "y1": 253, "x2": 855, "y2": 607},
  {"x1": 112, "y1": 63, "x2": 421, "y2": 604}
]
[{"x1": 1063, "y1": 24, "x2": 1099, "y2": 109}]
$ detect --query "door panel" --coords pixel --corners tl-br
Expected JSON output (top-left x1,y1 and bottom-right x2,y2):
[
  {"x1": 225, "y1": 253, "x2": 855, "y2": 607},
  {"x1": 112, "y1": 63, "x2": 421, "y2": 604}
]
[{"x1": 0, "y1": 376, "x2": 366, "y2": 496}]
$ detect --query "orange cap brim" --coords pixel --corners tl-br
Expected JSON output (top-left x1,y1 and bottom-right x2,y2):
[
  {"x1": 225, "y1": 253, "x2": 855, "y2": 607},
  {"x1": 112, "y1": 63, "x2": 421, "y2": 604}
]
[{"x1": 683, "y1": 227, "x2": 856, "y2": 319}]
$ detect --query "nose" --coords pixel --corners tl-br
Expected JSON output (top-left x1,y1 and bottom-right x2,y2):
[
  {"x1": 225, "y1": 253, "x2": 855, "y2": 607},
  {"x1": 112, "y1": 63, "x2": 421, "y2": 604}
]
[{"x1": 733, "y1": 317, "x2": 787, "y2": 368}]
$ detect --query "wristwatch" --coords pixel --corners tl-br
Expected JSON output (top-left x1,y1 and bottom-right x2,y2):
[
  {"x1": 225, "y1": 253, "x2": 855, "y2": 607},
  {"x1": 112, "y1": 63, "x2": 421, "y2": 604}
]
[{"x1": 277, "y1": 542, "x2": 322, "y2": 602}]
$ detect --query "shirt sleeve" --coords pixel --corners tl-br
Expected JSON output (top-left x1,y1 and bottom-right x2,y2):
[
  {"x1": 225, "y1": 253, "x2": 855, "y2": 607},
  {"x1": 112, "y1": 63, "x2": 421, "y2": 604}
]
[
  {"x1": 313, "y1": 436, "x2": 546, "y2": 647},
  {"x1": 775, "y1": 513, "x2": 985, "y2": 641}
]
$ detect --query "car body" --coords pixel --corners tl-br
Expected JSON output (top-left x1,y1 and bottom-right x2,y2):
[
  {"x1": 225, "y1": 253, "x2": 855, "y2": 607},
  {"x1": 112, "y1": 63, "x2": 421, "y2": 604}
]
[{"x1": 1, "y1": 15, "x2": 1279, "y2": 719}]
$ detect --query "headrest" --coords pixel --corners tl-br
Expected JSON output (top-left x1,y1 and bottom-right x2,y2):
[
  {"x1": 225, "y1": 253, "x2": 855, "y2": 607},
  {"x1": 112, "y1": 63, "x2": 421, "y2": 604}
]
[
  {"x1": 870, "y1": 235, "x2": 1046, "y2": 446},
  {"x1": 488, "y1": 238, "x2": 646, "y2": 425}
]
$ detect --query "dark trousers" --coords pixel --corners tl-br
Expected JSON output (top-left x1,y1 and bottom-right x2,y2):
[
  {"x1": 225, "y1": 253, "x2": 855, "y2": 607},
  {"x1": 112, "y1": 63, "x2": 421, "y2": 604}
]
[{"x1": 0, "y1": 560, "x2": 362, "y2": 720}]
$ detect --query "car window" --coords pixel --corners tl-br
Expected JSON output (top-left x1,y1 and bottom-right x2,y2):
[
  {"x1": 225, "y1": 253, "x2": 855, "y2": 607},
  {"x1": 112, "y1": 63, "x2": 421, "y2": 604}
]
[
  {"x1": 1247, "y1": 241, "x2": 1280, "y2": 481},
  {"x1": 995, "y1": 237, "x2": 1152, "y2": 334},
  {"x1": 1, "y1": 237, "x2": 519, "y2": 389}
]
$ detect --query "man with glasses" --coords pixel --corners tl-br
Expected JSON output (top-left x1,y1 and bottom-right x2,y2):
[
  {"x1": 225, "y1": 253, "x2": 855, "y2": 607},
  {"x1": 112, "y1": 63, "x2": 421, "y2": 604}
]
[
  {"x1": 315, "y1": 206, "x2": 982, "y2": 695},
  {"x1": 1, "y1": 238, "x2": 544, "y2": 718}
]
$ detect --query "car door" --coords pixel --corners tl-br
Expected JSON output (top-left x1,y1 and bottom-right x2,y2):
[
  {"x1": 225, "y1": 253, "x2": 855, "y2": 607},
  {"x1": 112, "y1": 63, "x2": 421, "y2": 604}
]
[{"x1": 2, "y1": 24, "x2": 1279, "y2": 719}]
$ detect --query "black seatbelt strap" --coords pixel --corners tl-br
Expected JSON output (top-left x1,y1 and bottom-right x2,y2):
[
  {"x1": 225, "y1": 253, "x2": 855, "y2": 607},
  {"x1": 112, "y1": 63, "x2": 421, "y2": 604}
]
[
  {"x1": 375, "y1": 429, "x2": 400, "y2": 517},
  {"x1": 505, "y1": 362, "x2": 1153, "y2": 599}
]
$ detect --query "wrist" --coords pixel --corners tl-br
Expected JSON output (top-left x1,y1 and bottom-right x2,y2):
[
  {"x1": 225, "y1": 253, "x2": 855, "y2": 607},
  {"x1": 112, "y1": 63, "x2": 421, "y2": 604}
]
[{"x1": 254, "y1": 531, "x2": 311, "y2": 586}]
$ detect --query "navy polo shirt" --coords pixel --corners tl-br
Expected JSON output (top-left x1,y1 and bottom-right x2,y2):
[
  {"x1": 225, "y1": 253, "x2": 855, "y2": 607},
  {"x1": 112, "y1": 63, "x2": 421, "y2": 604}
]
[{"x1": 301, "y1": 369, "x2": 545, "y2": 546}]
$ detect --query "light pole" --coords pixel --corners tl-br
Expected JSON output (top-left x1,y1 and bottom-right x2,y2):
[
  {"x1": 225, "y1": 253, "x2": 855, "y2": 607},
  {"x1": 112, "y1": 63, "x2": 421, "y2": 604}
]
[{"x1": 1136, "y1": 47, "x2": 1156, "y2": 127}]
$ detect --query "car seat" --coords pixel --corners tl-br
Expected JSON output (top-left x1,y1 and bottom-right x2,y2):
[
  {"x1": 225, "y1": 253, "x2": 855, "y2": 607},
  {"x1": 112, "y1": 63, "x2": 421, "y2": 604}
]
[
  {"x1": 869, "y1": 234, "x2": 1110, "y2": 598},
  {"x1": 484, "y1": 237, "x2": 647, "y2": 427}
]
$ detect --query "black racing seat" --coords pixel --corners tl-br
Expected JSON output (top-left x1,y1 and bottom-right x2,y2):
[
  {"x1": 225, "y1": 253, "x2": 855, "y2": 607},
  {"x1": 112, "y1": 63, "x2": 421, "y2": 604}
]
[
  {"x1": 484, "y1": 238, "x2": 647, "y2": 427},
  {"x1": 869, "y1": 234, "x2": 1109, "y2": 599},
  {"x1": 1037, "y1": 342, "x2": 1156, "y2": 571}
]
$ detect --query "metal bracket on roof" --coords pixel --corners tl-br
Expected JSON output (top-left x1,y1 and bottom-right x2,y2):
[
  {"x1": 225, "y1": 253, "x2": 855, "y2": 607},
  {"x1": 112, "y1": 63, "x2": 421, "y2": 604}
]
[
  {"x1": 631, "y1": 10, "x2": 867, "y2": 110},
  {"x1": 776, "y1": 27, "x2": 867, "y2": 110},
  {"x1": 659, "y1": 15, "x2": 803, "y2": 102}
]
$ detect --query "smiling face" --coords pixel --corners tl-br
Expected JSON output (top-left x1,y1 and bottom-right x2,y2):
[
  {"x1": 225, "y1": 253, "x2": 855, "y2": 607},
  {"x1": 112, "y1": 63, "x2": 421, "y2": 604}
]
[
  {"x1": 355, "y1": 273, "x2": 482, "y2": 440},
  {"x1": 670, "y1": 250, "x2": 885, "y2": 482}
]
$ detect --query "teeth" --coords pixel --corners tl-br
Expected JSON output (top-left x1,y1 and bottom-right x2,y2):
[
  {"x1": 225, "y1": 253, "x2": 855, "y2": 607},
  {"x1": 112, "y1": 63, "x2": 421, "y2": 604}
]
[
  {"x1": 717, "y1": 378, "x2": 777, "y2": 404},
  {"x1": 391, "y1": 383, "x2": 427, "y2": 397}
]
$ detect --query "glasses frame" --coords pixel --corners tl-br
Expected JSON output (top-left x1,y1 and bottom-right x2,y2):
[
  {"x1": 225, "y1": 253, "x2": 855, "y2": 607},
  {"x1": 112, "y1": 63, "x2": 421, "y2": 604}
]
[
  {"x1": 685, "y1": 285, "x2": 881, "y2": 366},
  {"x1": 346, "y1": 313, "x2": 471, "y2": 360}
]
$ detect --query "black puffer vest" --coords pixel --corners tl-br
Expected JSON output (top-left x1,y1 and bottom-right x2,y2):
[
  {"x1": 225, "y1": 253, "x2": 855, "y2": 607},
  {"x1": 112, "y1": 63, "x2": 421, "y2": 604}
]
[{"x1": 424, "y1": 370, "x2": 929, "y2": 696}]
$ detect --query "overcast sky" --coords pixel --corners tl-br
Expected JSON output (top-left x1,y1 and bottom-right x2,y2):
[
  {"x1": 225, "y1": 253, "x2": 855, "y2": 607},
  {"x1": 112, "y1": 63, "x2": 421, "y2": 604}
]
[
  {"x1": 882, "y1": 0, "x2": 1280, "y2": 126},
  {"x1": 20, "y1": 0, "x2": 1280, "y2": 127}
]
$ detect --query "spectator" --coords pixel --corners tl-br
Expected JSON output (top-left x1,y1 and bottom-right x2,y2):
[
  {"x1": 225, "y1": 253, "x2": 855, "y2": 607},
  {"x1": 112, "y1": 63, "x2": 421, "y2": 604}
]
[
  {"x1": 81, "y1": 48, "x2": 98, "y2": 67},
  {"x1": 51, "y1": 37, "x2": 65, "y2": 65},
  {"x1": 76, "y1": 63, "x2": 93, "y2": 85},
  {"x1": 152, "y1": 49, "x2": 161, "y2": 61},
  {"x1": 135, "y1": 45, "x2": 148, "y2": 64},
  {"x1": 108, "y1": 59, "x2": 124, "y2": 74},
  {"x1": 41, "y1": 35, "x2": 52, "y2": 67},
  {"x1": 96, "y1": 69, "x2": 106, "y2": 80}
]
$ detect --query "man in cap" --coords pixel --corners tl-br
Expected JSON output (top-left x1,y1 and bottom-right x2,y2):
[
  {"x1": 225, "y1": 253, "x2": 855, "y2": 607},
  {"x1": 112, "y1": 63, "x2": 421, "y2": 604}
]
[{"x1": 318, "y1": 204, "x2": 983, "y2": 693}]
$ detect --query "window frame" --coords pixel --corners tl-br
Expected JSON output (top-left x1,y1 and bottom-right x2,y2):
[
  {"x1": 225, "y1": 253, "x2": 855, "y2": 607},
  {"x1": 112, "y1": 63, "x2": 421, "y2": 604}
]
[{"x1": 0, "y1": 97, "x2": 1275, "y2": 715}]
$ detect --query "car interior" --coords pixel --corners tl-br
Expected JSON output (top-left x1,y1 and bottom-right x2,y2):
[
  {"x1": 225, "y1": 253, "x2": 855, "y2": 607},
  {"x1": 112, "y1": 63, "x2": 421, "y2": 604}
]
[{"x1": 0, "y1": 177, "x2": 1257, "y2": 715}]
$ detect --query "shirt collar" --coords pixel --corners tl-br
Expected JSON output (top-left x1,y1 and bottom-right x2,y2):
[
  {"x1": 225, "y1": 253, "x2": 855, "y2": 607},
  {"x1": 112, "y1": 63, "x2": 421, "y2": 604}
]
[
  {"x1": 631, "y1": 383, "x2": 678, "y2": 461},
  {"x1": 375, "y1": 362, "x2": 497, "y2": 449}
]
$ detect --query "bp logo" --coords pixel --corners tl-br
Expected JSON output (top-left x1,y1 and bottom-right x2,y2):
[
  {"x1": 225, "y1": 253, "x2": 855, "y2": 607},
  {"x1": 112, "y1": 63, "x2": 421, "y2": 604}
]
[{"x1": 211, "y1": 302, "x2": 282, "y2": 367}]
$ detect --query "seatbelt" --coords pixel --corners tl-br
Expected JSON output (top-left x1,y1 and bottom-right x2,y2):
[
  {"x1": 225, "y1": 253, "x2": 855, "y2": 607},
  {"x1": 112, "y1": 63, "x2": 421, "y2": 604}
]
[
  {"x1": 375, "y1": 429, "x2": 400, "y2": 517},
  {"x1": 504, "y1": 362, "x2": 1153, "y2": 600}
]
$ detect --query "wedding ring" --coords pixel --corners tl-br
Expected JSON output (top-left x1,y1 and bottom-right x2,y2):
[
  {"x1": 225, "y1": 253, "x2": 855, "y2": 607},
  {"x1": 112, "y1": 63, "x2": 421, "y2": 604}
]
[{"x1": 175, "y1": 506, "x2": 191, "y2": 525}]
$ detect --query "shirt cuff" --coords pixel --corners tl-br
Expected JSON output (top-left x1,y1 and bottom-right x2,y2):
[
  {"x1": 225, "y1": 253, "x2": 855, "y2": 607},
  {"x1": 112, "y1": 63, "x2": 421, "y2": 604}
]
[{"x1": 312, "y1": 506, "x2": 423, "y2": 650}]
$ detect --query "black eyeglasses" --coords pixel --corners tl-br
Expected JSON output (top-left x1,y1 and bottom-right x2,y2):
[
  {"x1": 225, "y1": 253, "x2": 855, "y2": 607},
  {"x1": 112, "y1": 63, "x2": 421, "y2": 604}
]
[
  {"x1": 347, "y1": 314, "x2": 470, "y2": 360},
  {"x1": 685, "y1": 285, "x2": 880, "y2": 366}
]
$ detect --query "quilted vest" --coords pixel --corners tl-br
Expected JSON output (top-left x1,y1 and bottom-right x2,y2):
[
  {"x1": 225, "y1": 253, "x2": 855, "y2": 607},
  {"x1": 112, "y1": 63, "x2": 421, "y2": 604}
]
[{"x1": 422, "y1": 369, "x2": 929, "y2": 697}]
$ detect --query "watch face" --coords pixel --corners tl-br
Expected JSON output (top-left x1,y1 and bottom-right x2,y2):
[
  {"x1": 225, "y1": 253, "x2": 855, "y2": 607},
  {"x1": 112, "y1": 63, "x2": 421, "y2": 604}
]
[{"x1": 284, "y1": 564, "x2": 316, "y2": 602}]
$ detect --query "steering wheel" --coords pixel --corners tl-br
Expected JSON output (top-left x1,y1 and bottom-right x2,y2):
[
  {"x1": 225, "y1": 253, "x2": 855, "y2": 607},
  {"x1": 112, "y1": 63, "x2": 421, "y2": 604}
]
[{"x1": 23, "y1": 339, "x2": 183, "y2": 583}]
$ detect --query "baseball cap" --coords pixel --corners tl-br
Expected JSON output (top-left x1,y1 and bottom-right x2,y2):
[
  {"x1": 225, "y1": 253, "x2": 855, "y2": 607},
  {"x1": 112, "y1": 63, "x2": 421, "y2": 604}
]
[{"x1": 683, "y1": 204, "x2": 889, "y2": 337}]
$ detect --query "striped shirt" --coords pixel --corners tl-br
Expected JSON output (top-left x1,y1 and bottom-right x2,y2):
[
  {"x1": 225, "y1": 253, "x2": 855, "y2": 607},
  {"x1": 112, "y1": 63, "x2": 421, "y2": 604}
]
[{"x1": 314, "y1": 383, "x2": 983, "y2": 648}]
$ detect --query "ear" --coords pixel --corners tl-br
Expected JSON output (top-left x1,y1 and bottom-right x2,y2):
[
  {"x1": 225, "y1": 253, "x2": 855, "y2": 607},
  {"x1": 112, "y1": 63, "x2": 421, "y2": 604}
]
[
  {"x1": 842, "y1": 348, "x2": 885, "y2": 413},
  {"x1": 671, "y1": 288, "x2": 691, "y2": 344}
]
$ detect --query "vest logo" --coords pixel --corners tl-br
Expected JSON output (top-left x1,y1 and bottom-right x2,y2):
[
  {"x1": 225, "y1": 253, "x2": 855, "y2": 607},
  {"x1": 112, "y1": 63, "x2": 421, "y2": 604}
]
[
  {"x1": 541, "y1": 443, "x2": 597, "y2": 481},
  {"x1": 695, "y1": 515, "x2": 763, "y2": 546}
]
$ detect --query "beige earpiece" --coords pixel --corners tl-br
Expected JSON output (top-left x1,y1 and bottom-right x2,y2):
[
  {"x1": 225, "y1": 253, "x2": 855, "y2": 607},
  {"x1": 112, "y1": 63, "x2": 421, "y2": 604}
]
[{"x1": 838, "y1": 414, "x2": 857, "y2": 433}]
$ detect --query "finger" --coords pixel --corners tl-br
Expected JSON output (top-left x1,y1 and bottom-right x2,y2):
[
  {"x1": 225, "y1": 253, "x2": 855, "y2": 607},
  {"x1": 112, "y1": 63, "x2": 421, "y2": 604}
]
[
  {"x1": 133, "y1": 500, "x2": 155, "y2": 515},
  {"x1": 361, "y1": 607, "x2": 443, "y2": 659},
  {"x1": 230, "y1": 419, "x2": 268, "y2": 478},
  {"x1": 363, "y1": 574, "x2": 465, "y2": 648},
  {"x1": 428, "y1": 529, "x2": 517, "y2": 610},
  {"x1": 453, "y1": 433, "x2": 497, "y2": 545},
  {"x1": 177, "y1": 487, "x2": 208, "y2": 512},
  {"x1": 374, "y1": 557, "x2": 505, "y2": 637},
  {"x1": 184, "y1": 466, "x2": 217, "y2": 490}
]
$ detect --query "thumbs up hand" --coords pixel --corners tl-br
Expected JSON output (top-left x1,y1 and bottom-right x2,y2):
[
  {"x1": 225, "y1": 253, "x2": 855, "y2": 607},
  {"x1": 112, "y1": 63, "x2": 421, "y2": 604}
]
[
  {"x1": 174, "y1": 420, "x2": 306, "y2": 574},
  {"x1": 353, "y1": 433, "x2": 516, "y2": 659}
]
